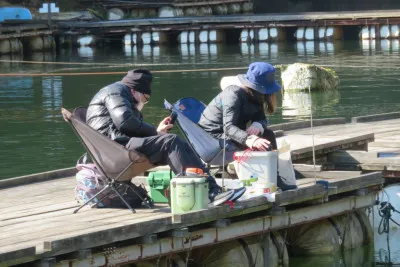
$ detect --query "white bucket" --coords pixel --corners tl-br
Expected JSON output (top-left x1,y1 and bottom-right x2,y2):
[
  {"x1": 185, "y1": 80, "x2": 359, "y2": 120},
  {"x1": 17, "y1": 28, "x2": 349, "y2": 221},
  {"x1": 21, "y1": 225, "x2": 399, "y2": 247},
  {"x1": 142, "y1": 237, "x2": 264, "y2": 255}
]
[{"x1": 233, "y1": 151, "x2": 278, "y2": 184}]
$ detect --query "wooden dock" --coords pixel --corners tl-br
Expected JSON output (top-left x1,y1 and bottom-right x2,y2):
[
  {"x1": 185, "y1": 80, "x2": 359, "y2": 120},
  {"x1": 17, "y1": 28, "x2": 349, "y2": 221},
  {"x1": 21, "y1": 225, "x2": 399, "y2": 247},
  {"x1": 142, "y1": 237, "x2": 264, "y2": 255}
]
[
  {"x1": 3, "y1": 113, "x2": 400, "y2": 266},
  {"x1": 58, "y1": 9, "x2": 400, "y2": 33}
]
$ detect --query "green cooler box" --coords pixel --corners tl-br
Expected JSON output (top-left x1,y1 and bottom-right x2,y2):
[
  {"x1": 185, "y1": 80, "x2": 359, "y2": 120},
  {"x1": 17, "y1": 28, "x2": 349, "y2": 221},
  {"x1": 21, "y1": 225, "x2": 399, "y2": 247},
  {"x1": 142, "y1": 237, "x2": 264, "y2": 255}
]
[{"x1": 146, "y1": 171, "x2": 175, "y2": 203}]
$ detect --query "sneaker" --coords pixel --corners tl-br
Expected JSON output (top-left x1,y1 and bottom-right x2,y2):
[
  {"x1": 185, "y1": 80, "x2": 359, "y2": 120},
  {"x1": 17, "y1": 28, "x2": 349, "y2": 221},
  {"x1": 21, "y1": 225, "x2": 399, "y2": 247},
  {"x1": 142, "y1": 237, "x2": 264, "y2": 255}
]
[
  {"x1": 229, "y1": 187, "x2": 246, "y2": 202},
  {"x1": 210, "y1": 190, "x2": 234, "y2": 206}
]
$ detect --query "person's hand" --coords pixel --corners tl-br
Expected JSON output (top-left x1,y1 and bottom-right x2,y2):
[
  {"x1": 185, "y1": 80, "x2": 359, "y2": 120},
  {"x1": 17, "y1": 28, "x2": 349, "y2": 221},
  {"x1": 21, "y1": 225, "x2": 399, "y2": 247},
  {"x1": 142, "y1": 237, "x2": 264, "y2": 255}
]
[
  {"x1": 245, "y1": 135, "x2": 271, "y2": 151},
  {"x1": 157, "y1": 117, "x2": 173, "y2": 134},
  {"x1": 246, "y1": 125, "x2": 261, "y2": 136},
  {"x1": 252, "y1": 138, "x2": 271, "y2": 151}
]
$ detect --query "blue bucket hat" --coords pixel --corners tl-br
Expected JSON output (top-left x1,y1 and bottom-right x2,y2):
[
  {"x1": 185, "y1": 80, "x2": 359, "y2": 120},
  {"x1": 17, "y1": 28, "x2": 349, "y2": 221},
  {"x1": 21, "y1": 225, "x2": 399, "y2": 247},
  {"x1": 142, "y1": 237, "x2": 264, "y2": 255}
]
[{"x1": 237, "y1": 62, "x2": 281, "y2": 94}]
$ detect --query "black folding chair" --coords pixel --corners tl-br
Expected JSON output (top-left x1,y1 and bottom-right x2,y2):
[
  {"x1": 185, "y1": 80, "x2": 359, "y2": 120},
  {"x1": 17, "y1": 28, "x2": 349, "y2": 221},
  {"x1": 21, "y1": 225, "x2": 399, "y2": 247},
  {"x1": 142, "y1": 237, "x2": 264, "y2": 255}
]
[{"x1": 61, "y1": 107, "x2": 154, "y2": 214}]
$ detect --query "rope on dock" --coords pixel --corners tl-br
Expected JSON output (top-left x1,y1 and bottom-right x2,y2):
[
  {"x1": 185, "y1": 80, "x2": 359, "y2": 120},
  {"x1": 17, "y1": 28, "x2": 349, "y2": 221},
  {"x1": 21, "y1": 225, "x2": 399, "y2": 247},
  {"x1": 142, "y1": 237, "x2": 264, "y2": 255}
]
[{"x1": 0, "y1": 67, "x2": 248, "y2": 77}]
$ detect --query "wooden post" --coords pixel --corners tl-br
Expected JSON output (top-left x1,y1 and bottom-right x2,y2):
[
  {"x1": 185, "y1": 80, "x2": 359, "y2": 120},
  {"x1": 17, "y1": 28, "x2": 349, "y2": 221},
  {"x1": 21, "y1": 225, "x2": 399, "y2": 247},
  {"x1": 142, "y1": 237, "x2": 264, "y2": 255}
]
[{"x1": 47, "y1": 1, "x2": 52, "y2": 29}]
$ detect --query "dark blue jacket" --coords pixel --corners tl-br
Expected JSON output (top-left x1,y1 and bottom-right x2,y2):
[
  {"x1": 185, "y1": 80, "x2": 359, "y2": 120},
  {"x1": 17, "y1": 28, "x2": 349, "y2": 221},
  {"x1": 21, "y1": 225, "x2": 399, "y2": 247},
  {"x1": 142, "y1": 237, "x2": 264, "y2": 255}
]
[{"x1": 86, "y1": 82, "x2": 157, "y2": 144}]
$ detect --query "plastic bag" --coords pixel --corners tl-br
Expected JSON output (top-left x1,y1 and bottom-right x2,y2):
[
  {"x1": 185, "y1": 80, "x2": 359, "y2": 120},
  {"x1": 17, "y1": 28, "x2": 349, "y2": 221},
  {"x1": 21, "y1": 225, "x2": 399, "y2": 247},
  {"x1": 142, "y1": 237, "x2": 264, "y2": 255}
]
[{"x1": 277, "y1": 139, "x2": 297, "y2": 186}]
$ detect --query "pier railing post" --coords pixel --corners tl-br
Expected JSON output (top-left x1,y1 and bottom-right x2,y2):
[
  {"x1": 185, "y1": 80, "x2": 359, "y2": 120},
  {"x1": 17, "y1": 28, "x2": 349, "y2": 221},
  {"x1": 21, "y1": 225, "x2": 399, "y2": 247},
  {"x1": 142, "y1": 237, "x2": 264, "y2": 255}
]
[{"x1": 47, "y1": 0, "x2": 52, "y2": 30}]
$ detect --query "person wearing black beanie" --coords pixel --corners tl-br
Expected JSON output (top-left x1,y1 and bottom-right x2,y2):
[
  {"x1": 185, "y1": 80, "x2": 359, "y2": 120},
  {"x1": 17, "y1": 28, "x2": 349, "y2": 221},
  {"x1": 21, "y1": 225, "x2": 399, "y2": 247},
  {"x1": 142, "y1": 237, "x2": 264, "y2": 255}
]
[{"x1": 85, "y1": 69, "x2": 224, "y2": 203}]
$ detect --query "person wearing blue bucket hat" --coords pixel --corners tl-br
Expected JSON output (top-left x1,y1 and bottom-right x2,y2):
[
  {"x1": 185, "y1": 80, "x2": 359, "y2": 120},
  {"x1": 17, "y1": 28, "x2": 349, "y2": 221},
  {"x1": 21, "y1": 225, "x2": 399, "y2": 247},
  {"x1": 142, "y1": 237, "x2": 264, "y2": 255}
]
[
  {"x1": 199, "y1": 61, "x2": 281, "y2": 152},
  {"x1": 237, "y1": 62, "x2": 281, "y2": 95},
  {"x1": 199, "y1": 62, "x2": 297, "y2": 191}
]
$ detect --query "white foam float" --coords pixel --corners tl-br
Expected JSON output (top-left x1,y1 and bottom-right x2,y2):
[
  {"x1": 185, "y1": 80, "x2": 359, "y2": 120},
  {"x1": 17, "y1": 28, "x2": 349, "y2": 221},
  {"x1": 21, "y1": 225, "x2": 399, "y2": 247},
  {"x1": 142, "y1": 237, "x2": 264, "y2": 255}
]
[
  {"x1": 199, "y1": 31, "x2": 208, "y2": 43},
  {"x1": 158, "y1": 6, "x2": 176, "y2": 17},
  {"x1": 360, "y1": 26, "x2": 376, "y2": 40},
  {"x1": 141, "y1": 32, "x2": 152, "y2": 45},
  {"x1": 240, "y1": 29, "x2": 250, "y2": 42},
  {"x1": 295, "y1": 27, "x2": 314, "y2": 41},
  {"x1": 107, "y1": 8, "x2": 124, "y2": 20},
  {"x1": 380, "y1": 25, "x2": 391, "y2": 39},
  {"x1": 0, "y1": 39, "x2": 23, "y2": 54},
  {"x1": 391, "y1": 25, "x2": 400, "y2": 38}
]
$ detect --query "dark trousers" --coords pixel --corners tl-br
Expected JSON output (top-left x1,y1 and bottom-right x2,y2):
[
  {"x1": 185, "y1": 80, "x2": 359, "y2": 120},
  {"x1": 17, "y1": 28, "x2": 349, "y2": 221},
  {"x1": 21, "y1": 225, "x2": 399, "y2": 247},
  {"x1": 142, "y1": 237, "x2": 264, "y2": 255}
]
[
  {"x1": 126, "y1": 134, "x2": 219, "y2": 190},
  {"x1": 262, "y1": 128, "x2": 278, "y2": 150}
]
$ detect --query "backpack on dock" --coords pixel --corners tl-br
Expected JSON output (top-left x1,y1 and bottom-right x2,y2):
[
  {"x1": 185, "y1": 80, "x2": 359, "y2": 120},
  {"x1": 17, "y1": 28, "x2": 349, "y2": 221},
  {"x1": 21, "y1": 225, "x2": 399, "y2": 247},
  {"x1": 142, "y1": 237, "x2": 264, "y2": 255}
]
[{"x1": 74, "y1": 154, "x2": 150, "y2": 208}]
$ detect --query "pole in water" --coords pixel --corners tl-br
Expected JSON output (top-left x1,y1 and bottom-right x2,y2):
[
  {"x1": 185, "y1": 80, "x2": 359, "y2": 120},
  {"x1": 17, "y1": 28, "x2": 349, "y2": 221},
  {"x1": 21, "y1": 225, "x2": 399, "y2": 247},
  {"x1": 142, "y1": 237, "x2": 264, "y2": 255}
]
[{"x1": 308, "y1": 85, "x2": 317, "y2": 183}]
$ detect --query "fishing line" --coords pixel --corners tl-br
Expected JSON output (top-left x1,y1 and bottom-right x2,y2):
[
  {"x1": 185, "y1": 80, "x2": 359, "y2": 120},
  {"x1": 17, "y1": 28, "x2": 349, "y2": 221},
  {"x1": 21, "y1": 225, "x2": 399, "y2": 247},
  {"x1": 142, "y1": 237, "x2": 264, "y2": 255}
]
[
  {"x1": 0, "y1": 59, "x2": 225, "y2": 67},
  {"x1": 0, "y1": 67, "x2": 248, "y2": 77}
]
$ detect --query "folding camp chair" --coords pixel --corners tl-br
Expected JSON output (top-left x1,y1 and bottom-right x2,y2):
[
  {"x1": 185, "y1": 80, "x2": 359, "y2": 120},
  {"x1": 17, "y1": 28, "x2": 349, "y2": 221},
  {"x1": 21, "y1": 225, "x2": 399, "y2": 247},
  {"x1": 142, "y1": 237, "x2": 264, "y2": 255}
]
[
  {"x1": 61, "y1": 107, "x2": 154, "y2": 214},
  {"x1": 164, "y1": 98, "x2": 235, "y2": 168}
]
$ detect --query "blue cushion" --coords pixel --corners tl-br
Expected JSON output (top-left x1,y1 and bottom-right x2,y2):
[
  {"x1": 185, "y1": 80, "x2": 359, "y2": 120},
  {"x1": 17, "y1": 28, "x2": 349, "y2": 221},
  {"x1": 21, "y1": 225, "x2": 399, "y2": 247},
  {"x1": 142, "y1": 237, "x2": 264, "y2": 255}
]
[{"x1": 173, "y1": 97, "x2": 206, "y2": 124}]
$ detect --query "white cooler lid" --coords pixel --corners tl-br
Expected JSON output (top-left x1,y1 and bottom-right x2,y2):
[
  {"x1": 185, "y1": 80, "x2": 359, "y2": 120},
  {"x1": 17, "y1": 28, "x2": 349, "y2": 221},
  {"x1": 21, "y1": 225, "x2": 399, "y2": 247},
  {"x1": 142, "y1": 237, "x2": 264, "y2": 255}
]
[{"x1": 172, "y1": 177, "x2": 207, "y2": 184}]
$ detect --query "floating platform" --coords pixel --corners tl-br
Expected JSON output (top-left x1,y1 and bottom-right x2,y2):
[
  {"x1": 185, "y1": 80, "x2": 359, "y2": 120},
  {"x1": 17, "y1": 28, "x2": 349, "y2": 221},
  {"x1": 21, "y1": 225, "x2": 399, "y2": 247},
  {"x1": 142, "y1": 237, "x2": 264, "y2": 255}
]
[
  {"x1": 0, "y1": 171, "x2": 382, "y2": 266},
  {"x1": 3, "y1": 113, "x2": 400, "y2": 266}
]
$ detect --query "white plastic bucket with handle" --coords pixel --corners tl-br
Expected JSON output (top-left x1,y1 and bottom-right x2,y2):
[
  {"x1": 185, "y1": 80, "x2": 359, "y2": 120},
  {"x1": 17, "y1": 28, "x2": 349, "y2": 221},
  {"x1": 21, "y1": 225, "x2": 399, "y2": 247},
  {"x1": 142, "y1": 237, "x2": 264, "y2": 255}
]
[{"x1": 233, "y1": 151, "x2": 279, "y2": 184}]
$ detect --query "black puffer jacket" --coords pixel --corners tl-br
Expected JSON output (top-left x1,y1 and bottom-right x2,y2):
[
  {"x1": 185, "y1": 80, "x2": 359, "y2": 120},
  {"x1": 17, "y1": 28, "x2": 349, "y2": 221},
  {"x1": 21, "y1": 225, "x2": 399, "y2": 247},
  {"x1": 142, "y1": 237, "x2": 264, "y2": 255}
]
[
  {"x1": 198, "y1": 85, "x2": 268, "y2": 146},
  {"x1": 86, "y1": 82, "x2": 157, "y2": 144}
]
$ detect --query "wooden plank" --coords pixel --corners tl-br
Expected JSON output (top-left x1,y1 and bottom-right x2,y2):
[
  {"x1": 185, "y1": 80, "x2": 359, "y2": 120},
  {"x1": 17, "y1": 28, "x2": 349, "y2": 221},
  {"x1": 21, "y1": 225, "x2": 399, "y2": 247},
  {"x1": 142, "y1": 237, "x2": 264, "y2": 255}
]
[
  {"x1": 328, "y1": 150, "x2": 400, "y2": 172},
  {"x1": 0, "y1": 201, "x2": 79, "y2": 221},
  {"x1": 269, "y1": 117, "x2": 345, "y2": 132},
  {"x1": 327, "y1": 172, "x2": 383, "y2": 195},
  {"x1": 0, "y1": 168, "x2": 76, "y2": 189},
  {"x1": 296, "y1": 170, "x2": 363, "y2": 180},
  {"x1": 351, "y1": 111, "x2": 400, "y2": 123},
  {"x1": 0, "y1": 247, "x2": 36, "y2": 266},
  {"x1": 327, "y1": 150, "x2": 378, "y2": 165},
  {"x1": 0, "y1": 212, "x2": 164, "y2": 248},
  {"x1": 369, "y1": 141, "x2": 400, "y2": 148},
  {"x1": 290, "y1": 133, "x2": 374, "y2": 161},
  {"x1": 293, "y1": 164, "x2": 322, "y2": 172}
]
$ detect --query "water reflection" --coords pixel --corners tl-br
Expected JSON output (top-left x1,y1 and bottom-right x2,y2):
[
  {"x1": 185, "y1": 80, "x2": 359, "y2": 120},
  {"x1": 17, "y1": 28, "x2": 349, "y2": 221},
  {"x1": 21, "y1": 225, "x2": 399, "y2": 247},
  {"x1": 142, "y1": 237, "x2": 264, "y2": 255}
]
[
  {"x1": 0, "y1": 77, "x2": 33, "y2": 104},
  {"x1": 281, "y1": 89, "x2": 340, "y2": 120},
  {"x1": 240, "y1": 43, "x2": 279, "y2": 57},
  {"x1": 0, "y1": 54, "x2": 23, "y2": 71},
  {"x1": 379, "y1": 39, "x2": 400, "y2": 53},
  {"x1": 42, "y1": 76, "x2": 63, "y2": 121},
  {"x1": 26, "y1": 52, "x2": 56, "y2": 63},
  {"x1": 296, "y1": 41, "x2": 315, "y2": 56},
  {"x1": 361, "y1": 40, "x2": 376, "y2": 55},
  {"x1": 77, "y1": 46, "x2": 94, "y2": 59},
  {"x1": 290, "y1": 245, "x2": 374, "y2": 267}
]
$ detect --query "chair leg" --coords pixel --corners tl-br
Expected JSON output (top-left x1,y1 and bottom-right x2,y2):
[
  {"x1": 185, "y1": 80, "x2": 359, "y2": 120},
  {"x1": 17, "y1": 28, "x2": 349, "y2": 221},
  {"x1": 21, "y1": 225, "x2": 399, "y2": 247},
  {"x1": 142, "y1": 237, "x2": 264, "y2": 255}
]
[
  {"x1": 110, "y1": 183, "x2": 136, "y2": 213},
  {"x1": 73, "y1": 184, "x2": 112, "y2": 214}
]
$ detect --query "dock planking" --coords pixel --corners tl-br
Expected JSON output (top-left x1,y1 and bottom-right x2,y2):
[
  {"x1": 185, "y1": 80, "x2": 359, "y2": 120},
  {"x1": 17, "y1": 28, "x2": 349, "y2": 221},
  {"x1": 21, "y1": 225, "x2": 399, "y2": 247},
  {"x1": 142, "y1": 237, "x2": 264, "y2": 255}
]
[
  {"x1": 0, "y1": 172, "x2": 383, "y2": 265},
  {"x1": 3, "y1": 114, "x2": 399, "y2": 266}
]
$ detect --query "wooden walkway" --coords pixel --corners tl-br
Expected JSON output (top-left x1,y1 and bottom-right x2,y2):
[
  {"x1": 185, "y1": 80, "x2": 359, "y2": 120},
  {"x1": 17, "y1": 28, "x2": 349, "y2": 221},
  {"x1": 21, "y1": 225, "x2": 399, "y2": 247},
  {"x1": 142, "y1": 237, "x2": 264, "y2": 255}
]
[
  {"x1": 58, "y1": 9, "x2": 400, "y2": 33},
  {"x1": 3, "y1": 113, "x2": 400, "y2": 266}
]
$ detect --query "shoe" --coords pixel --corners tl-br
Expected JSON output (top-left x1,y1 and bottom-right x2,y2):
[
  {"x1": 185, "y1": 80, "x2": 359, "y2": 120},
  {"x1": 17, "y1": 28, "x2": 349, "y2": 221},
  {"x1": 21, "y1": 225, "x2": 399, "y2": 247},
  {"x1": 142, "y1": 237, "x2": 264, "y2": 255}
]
[
  {"x1": 277, "y1": 175, "x2": 298, "y2": 191},
  {"x1": 229, "y1": 187, "x2": 246, "y2": 202},
  {"x1": 210, "y1": 190, "x2": 234, "y2": 206}
]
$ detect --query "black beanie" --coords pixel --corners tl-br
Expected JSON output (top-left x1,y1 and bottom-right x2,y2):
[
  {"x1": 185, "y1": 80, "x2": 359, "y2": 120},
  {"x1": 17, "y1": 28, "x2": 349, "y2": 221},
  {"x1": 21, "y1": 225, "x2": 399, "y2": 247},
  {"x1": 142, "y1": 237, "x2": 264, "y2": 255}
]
[{"x1": 121, "y1": 69, "x2": 153, "y2": 95}]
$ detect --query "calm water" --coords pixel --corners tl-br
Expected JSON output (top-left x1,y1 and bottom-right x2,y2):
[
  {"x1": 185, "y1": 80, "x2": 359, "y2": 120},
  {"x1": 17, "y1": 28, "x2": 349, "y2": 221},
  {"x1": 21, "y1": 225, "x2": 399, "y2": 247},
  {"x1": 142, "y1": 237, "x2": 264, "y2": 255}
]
[{"x1": 1, "y1": 40, "x2": 400, "y2": 265}]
